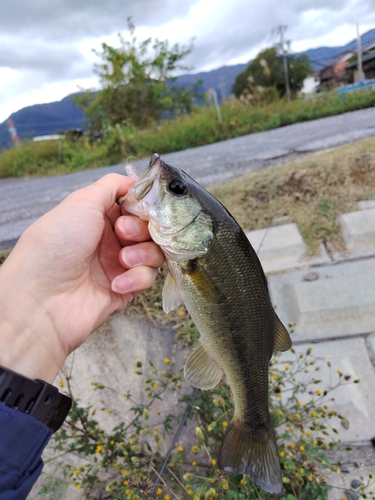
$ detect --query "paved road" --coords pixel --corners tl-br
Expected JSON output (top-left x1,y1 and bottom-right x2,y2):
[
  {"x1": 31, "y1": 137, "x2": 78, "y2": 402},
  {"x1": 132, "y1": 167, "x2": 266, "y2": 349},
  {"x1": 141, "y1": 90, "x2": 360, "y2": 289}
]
[{"x1": 1, "y1": 107, "x2": 375, "y2": 249}]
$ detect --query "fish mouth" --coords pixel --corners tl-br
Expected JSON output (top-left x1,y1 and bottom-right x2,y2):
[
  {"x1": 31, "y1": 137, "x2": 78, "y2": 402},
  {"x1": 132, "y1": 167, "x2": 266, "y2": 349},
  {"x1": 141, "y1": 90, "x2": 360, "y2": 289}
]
[{"x1": 117, "y1": 154, "x2": 163, "y2": 220}]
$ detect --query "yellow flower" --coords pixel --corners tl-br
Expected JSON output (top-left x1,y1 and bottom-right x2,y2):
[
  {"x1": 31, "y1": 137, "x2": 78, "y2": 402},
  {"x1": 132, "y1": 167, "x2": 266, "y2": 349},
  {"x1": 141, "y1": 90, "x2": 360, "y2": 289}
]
[
  {"x1": 285, "y1": 365, "x2": 290, "y2": 370},
  {"x1": 96, "y1": 445, "x2": 103, "y2": 453},
  {"x1": 73, "y1": 469, "x2": 79, "y2": 475},
  {"x1": 337, "y1": 369, "x2": 342, "y2": 376},
  {"x1": 290, "y1": 443, "x2": 295, "y2": 449},
  {"x1": 177, "y1": 445, "x2": 183, "y2": 452},
  {"x1": 164, "y1": 495, "x2": 170, "y2": 500},
  {"x1": 300, "y1": 445, "x2": 305, "y2": 452},
  {"x1": 153, "y1": 383, "x2": 158, "y2": 389},
  {"x1": 222, "y1": 421, "x2": 228, "y2": 427},
  {"x1": 276, "y1": 393, "x2": 281, "y2": 398},
  {"x1": 123, "y1": 480, "x2": 129, "y2": 485},
  {"x1": 279, "y1": 451, "x2": 285, "y2": 457},
  {"x1": 163, "y1": 358, "x2": 170, "y2": 364},
  {"x1": 297, "y1": 401, "x2": 302, "y2": 407},
  {"x1": 76, "y1": 483, "x2": 82, "y2": 489},
  {"x1": 272, "y1": 374, "x2": 278, "y2": 380},
  {"x1": 125, "y1": 489, "x2": 131, "y2": 495},
  {"x1": 211, "y1": 459, "x2": 217, "y2": 465},
  {"x1": 187, "y1": 489, "x2": 193, "y2": 494},
  {"x1": 316, "y1": 389, "x2": 322, "y2": 396},
  {"x1": 307, "y1": 431, "x2": 311, "y2": 437},
  {"x1": 300, "y1": 467, "x2": 304, "y2": 473},
  {"x1": 158, "y1": 440, "x2": 163, "y2": 445},
  {"x1": 110, "y1": 440, "x2": 115, "y2": 445},
  {"x1": 179, "y1": 311, "x2": 185, "y2": 316},
  {"x1": 311, "y1": 411, "x2": 317, "y2": 418},
  {"x1": 295, "y1": 413, "x2": 301, "y2": 419},
  {"x1": 157, "y1": 409, "x2": 161, "y2": 415},
  {"x1": 107, "y1": 409, "x2": 112, "y2": 413},
  {"x1": 154, "y1": 426, "x2": 159, "y2": 431},
  {"x1": 59, "y1": 381, "x2": 65, "y2": 387},
  {"x1": 156, "y1": 487, "x2": 163, "y2": 495},
  {"x1": 192, "y1": 461, "x2": 197, "y2": 466},
  {"x1": 307, "y1": 476, "x2": 313, "y2": 482},
  {"x1": 240, "y1": 478, "x2": 247, "y2": 485}
]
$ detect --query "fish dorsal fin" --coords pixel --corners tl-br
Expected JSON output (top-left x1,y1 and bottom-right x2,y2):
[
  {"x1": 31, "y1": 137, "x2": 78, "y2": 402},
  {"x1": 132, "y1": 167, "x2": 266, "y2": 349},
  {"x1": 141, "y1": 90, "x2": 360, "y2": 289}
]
[
  {"x1": 184, "y1": 341, "x2": 223, "y2": 390},
  {"x1": 273, "y1": 312, "x2": 292, "y2": 352},
  {"x1": 162, "y1": 271, "x2": 182, "y2": 313}
]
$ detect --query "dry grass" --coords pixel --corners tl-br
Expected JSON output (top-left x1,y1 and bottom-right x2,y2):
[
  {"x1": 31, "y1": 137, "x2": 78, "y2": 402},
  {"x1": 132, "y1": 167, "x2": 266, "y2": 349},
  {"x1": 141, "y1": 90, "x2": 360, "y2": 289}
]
[{"x1": 210, "y1": 137, "x2": 375, "y2": 255}]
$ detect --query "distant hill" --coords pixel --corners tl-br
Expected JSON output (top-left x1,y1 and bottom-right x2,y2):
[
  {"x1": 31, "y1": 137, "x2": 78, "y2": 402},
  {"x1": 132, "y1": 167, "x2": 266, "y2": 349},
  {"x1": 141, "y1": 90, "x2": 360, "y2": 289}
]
[{"x1": 1, "y1": 28, "x2": 374, "y2": 150}]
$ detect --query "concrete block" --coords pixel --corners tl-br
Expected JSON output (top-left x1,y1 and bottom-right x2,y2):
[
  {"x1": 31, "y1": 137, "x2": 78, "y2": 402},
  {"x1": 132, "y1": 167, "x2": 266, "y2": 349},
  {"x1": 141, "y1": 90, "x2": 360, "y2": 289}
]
[
  {"x1": 54, "y1": 314, "x2": 185, "y2": 431},
  {"x1": 269, "y1": 258, "x2": 375, "y2": 341},
  {"x1": 337, "y1": 207, "x2": 375, "y2": 259},
  {"x1": 246, "y1": 223, "x2": 330, "y2": 274},
  {"x1": 31, "y1": 313, "x2": 194, "y2": 498},
  {"x1": 326, "y1": 444, "x2": 375, "y2": 499},
  {"x1": 358, "y1": 200, "x2": 375, "y2": 209},
  {"x1": 276, "y1": 338, "x2": 375, "y2": 443}
]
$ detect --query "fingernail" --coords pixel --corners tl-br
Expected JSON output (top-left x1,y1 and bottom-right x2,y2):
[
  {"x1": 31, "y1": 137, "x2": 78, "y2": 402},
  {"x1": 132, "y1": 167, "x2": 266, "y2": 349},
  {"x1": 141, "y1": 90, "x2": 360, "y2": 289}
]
[
  {"x1": 119, "y1": 217, "x2": 138, "y2": 237},
  {"x1": 112, "y1": 275, "x2": 133, "y2": 293},
  {"x1": 123, "y1": 247, "x2": 144, "y2": 266}
]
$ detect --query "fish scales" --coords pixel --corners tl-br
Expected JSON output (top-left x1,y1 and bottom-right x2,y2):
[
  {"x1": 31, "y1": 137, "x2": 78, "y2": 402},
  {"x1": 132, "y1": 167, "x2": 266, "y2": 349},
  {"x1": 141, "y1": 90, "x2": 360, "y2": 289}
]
[{"x1": 118, "y1": 153, "x2": 292, "y2": 495}]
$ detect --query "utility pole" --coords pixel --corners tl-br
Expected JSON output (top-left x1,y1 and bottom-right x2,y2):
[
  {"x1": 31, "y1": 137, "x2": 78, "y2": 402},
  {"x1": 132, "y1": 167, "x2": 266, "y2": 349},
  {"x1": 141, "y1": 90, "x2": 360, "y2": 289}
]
[
  {"x1": 356, "y1": 23, "x2": 364, "y2": 81},
  {"x1": 273, "y1": 25, "x2": 291, "y2": 101}
]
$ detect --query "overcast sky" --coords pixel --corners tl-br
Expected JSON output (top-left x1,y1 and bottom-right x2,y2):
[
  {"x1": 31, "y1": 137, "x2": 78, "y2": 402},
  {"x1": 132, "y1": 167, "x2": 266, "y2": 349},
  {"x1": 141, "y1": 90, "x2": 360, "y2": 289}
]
[{"x1": 1, "y1": 0, "x2": 375, "y2": 123}]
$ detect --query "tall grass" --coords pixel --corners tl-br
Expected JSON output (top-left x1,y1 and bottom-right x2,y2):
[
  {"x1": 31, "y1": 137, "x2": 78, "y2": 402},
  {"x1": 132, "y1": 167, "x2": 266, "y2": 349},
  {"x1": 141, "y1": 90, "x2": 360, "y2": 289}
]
[{"x1": 1, "y1": 88, "x2": 375, "y2": 178}]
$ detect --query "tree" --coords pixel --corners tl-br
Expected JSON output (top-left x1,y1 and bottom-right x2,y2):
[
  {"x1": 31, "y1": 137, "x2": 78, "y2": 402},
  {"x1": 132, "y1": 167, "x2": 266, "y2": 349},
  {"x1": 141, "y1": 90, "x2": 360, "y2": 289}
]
[
  {"x1": 75, "y1": 18, "x2": 199, "y2": 135},
  {"x1": 232, "y1": 46, "x2": 312, "y2": 100}
]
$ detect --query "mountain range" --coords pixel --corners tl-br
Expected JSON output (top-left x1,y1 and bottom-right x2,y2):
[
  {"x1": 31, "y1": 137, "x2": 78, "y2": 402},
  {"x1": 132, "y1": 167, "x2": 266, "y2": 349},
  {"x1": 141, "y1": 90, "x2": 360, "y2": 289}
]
[{"x1": 1, "y1": 28, "x2": 374, "y2": 150}]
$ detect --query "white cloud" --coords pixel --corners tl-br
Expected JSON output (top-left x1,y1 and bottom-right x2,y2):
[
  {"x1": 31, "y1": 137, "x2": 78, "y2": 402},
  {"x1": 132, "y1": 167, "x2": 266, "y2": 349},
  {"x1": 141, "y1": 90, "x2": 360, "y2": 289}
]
[{"x1": 1, "y1": 0, "x2": 375, "y2": 122}]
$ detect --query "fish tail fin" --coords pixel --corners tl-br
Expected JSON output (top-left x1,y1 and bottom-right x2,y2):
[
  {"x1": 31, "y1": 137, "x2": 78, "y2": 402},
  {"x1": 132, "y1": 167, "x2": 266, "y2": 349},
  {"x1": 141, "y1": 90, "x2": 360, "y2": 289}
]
[{"x1": 217, "y1": 422, "x2": 282, "y2": 495}]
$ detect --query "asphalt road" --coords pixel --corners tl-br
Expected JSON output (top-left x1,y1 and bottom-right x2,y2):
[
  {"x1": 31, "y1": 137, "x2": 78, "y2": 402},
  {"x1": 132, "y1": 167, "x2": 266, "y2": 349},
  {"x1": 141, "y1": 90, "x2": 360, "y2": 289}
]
[{"x1": 1, "y1": 106, "x2": 375, "y2": 249}]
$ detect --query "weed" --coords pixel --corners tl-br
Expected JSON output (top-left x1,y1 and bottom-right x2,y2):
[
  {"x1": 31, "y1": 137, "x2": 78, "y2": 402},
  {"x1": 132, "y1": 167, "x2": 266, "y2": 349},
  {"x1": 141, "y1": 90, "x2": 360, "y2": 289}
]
[{"x1": 42, "y1": 348, "x2": 375, "y2": 499}]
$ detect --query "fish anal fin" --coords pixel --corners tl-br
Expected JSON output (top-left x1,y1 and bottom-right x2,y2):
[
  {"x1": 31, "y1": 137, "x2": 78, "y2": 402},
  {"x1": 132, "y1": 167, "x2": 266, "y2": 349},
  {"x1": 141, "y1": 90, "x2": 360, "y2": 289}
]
[
  {"x1": 274, "y1": 311, "x2": 292, "y2": 352},
  {"x1": 162, "y1": 271, "x2": 182, "y2": 313},
  {"x1": 217, "y1": 422, "x2": 282, "y2": 495},
  {"x1": 184, "y1": 341, "x2": 223, "y2": 390}
]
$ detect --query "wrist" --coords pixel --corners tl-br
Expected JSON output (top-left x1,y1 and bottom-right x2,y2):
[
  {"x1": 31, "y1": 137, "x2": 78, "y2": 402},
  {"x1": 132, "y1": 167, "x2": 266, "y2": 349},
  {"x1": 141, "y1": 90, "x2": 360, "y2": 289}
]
[{"x1": 0, "y1": 257, "x2": 66, "y2": 384}]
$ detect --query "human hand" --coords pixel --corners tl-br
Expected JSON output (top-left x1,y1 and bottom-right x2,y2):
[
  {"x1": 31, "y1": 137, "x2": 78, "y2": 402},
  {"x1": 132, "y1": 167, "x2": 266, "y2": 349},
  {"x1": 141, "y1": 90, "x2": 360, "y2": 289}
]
[{"x1": 0, "y1": 174, "x2": 164, "y2": 383}]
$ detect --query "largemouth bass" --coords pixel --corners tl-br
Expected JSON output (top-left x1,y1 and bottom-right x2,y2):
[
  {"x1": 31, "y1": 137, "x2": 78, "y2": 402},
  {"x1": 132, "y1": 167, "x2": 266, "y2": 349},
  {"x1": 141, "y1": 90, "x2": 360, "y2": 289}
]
[{"x1": 118, "y1": 154, "x2": 292, "y2": 494}]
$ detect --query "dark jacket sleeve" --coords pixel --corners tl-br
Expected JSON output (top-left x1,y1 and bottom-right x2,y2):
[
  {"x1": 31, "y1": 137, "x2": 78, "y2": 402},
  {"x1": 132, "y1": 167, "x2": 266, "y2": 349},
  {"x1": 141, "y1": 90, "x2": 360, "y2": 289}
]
[{"x1": 0, "y1": 404, "x2": 52, "y2": 500}]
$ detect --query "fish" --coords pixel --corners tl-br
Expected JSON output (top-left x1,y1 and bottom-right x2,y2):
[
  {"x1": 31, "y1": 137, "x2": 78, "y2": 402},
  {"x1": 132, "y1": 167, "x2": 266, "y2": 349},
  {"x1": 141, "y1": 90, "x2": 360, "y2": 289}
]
[{"x1": 118, "y1": 153, "x2": 292, "y2": 494}]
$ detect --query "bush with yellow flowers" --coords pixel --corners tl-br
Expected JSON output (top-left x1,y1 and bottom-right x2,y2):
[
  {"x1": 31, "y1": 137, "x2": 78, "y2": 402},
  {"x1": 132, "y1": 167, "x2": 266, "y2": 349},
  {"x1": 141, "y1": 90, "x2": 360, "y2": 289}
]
[{"x1": 43, "y1": 347, "x2": 374, "y2": 500}]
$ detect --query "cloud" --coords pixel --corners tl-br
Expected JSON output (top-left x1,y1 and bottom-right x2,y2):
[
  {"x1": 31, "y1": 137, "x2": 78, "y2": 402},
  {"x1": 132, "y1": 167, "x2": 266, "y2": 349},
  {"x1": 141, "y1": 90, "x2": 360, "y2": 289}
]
[
  {"x1": 0, "y1": 0, "x2": 196, "y2": 40},
  {"x1": 1, "y1": 0, "x2": 375, "y2": 122}
]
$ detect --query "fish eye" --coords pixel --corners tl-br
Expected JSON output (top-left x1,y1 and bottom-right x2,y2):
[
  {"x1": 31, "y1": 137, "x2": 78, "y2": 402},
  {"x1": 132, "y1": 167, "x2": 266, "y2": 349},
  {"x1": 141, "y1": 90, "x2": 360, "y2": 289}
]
[{"x1": 168, "y1": 178, "x2": 187, "y2": 196}]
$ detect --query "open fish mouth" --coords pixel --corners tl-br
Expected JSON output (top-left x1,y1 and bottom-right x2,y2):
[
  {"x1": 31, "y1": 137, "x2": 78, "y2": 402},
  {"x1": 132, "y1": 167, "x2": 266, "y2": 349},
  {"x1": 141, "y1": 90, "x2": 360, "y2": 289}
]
[{"x1": 117, "y1": 158, "x2": 163, "y2": 220}]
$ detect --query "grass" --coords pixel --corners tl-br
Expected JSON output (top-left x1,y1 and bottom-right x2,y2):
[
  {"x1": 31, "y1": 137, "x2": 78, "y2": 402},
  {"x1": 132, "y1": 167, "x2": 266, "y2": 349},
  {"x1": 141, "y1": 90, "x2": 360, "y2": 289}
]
[
  {"x1": 210, "y1": 137, "x2": 375, "y2": 255},
  {"x1": 2, "y1": 87, "x2": 375, "y2": 178}
]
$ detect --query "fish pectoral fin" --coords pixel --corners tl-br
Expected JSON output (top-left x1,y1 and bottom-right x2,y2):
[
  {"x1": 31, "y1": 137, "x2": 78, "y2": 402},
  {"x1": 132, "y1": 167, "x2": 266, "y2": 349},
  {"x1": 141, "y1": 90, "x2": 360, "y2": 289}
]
[
  {"x1": 162, "y1": 271, "x2": 183, "y2": 313},
  {"x1": 184, "y1": 341, "x2": 223, "y2": 390},
  {"x1": 273, "y1": 311, "x2": 292, "y2": 352}
]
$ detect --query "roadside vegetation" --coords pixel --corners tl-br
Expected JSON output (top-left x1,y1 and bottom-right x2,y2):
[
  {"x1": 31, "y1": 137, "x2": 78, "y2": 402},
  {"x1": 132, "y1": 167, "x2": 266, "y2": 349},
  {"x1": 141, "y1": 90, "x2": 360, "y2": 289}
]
[
  {"x1": 2, "y1": 89, "x2": 375, "y2": 178},
  {"x1": 39, "y1": 349, "x2": 371, "y2": 500}
]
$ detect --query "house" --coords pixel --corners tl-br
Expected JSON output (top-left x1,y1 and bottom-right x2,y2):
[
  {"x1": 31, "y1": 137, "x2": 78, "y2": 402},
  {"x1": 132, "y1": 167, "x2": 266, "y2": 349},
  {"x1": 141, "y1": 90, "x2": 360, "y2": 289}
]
[
  {"x1": 315, "y1": 51, "x2": 354, "y2": 90},
  {"x1": 346, "y1": 40, "x2": 375, "y2": 81}
]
